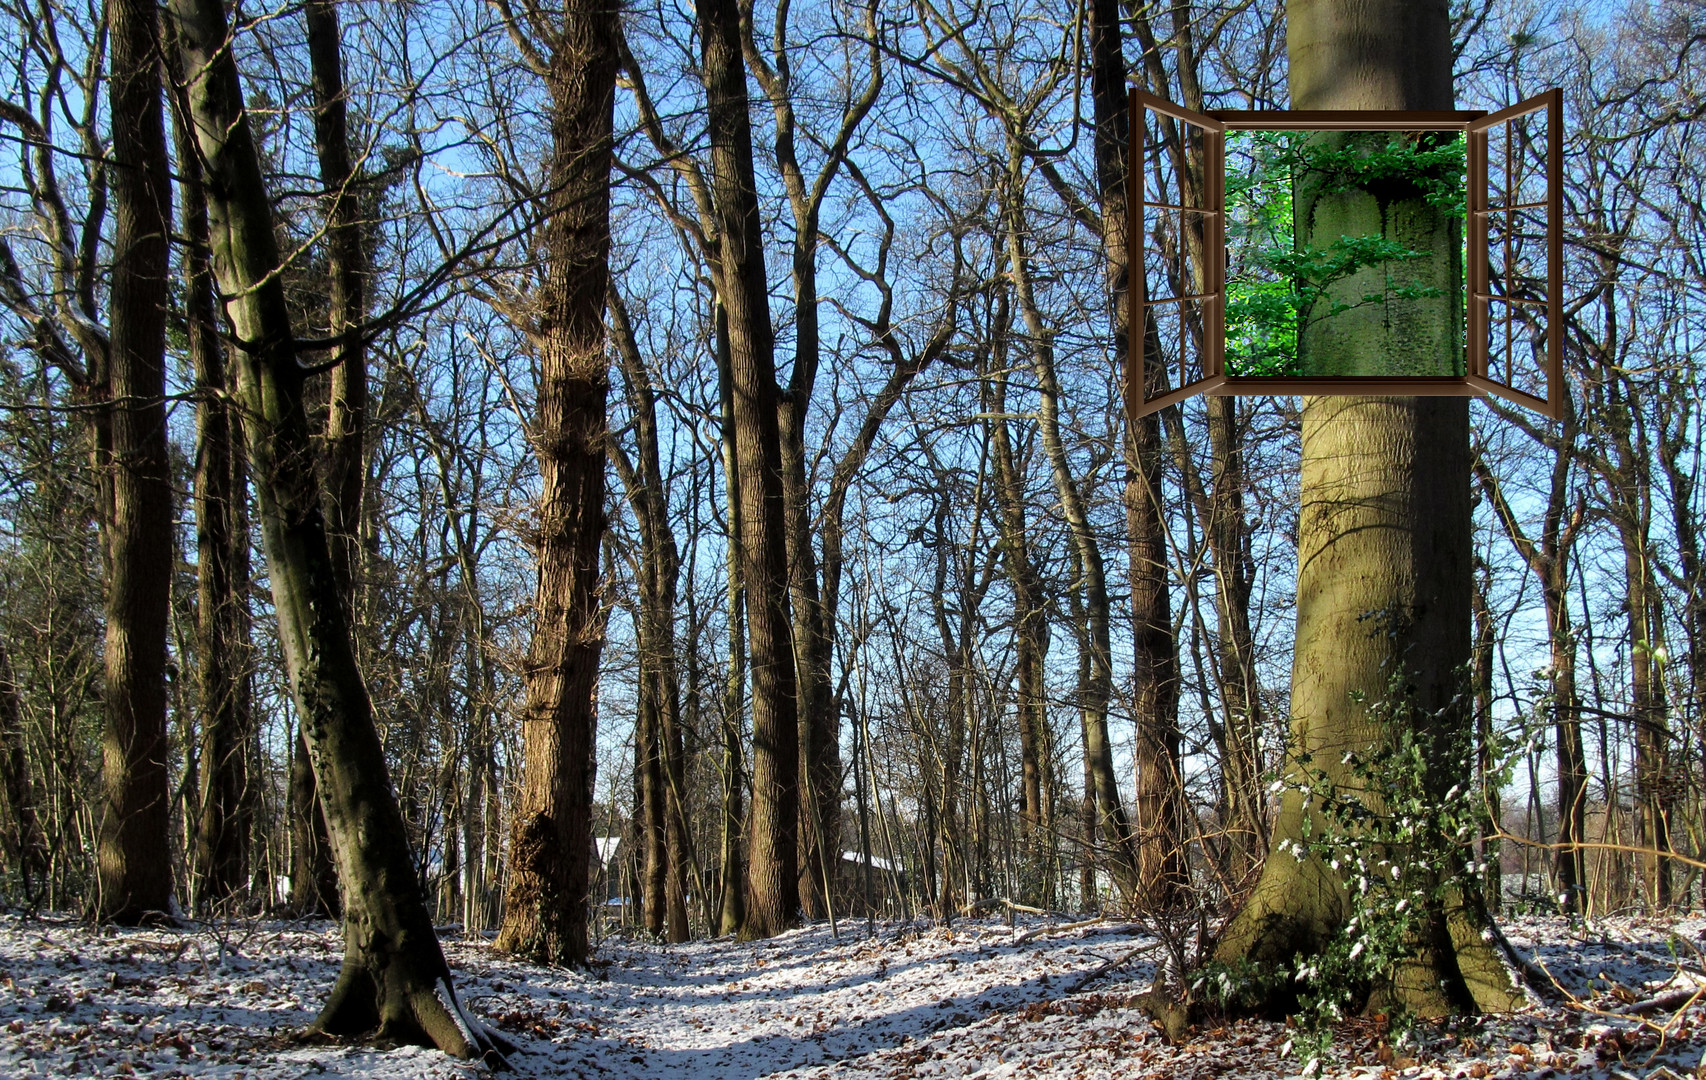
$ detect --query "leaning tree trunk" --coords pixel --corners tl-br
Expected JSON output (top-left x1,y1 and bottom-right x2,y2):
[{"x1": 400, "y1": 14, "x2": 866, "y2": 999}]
[
  {"x1": 96, "y1": 0, "x2": 175, "y2": 925},
  {"x1": 1213, "y1": 0, "x2": 1521, "y2": 1016},
  {"x1": 696, "y1": 0, "x2": 801, "y2": 939},
  {"x1": 167, "y1": 0, "x2": 501, "y2": 1055},
  {"x1": 493, "y1": 0, "x2": 620, "y2": 967}
]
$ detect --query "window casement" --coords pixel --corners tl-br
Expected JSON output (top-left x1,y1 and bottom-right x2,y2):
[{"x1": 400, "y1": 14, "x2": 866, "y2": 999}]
[{"x1": 1127, "y1": 88, "x2": 1562, "y2": 420}]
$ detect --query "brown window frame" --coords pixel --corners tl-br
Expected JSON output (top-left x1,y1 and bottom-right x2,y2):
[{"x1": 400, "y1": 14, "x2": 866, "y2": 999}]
[{"x1": 1128, "y1": 88, "x2": 1563, "y2": 420}]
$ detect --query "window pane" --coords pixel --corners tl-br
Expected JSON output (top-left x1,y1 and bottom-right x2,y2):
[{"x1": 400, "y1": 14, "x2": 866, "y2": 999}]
[
  {"x1": 1140, "y1": 205, "x2": 1214, "y2": 303},
  {"x1": 1486, "y1": 205, "x2": 1549, "y2": 303},
  {"x1": 1141, "y1": 298, "x2": 1206, "y2": 399},
  {"x1": 1486, "y1": 109, "x2": 1552, "y2": 211},
  {"x1": 1484, "y1": 297, "x2": 1550, "y2": 400}
]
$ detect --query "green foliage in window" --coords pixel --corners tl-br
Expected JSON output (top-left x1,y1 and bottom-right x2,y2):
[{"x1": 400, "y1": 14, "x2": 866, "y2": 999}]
[{"x1": 1224, "y1": 130, "x2": 1467, "y2": 378}]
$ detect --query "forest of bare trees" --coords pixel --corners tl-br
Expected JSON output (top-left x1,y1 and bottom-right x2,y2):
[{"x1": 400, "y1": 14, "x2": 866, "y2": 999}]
[{"x1": 0, "y1": 0, "x2": 1703, "y2": 1056}]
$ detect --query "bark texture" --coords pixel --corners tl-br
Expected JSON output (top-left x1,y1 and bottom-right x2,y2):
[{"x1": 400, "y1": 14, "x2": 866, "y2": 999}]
[
  {"x1": 1095, "y1": 0, "x2": 1185, "y2": 908},
  {"x1": 175, "y1": 86, "x2": 255, "y2": 909},
  {"x1": 97, "y1": 0, "x2": 175, "y2": 925},
  {"x1": 494, "y1": 0, "x2": 619, "y2": 966}
]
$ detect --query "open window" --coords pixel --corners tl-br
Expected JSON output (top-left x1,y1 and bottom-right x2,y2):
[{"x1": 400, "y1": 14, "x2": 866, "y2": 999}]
[
  {"x1": 1125, "y1": 89, "x2": 1563, "y2": 419},
  {"x1": 1129, "y1": 90, "x2": 1224, "y2": 418},
  {"x1": 1467, "y1": 90, "x2": 1563, "y2": 419}
]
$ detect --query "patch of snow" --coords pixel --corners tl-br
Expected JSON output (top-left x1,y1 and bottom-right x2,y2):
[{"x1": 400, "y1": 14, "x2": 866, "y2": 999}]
[{"x1": 1, "y1": 912, "x2": 1704, "y2": 1078}]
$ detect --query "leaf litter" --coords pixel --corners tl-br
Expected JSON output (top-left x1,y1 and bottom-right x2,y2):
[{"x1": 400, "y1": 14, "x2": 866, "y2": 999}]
[{"x1": 2, "y1": 912, "x2": 1703, "y2": 1078}]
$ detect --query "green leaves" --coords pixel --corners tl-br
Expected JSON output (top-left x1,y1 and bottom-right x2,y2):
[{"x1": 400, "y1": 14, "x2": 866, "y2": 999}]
[{"x1": 1223, "y1": 130, "x2": 1466, "y2": 378}]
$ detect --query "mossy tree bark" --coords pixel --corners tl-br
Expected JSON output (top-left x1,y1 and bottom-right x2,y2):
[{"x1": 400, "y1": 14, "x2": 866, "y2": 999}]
[
  {"x1": 168, "y1": 0, "x2": 501, "y2": 1055},
  {"x1": 1212, "y1": 0, "x2": 1523, "y2": 1017}
]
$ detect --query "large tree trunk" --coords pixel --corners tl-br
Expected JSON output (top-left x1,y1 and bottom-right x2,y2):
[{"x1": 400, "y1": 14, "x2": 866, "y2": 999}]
[
  {"x1": 696, "y1": 0, "x2": 801, "y2": 939},
  {"x1": 494, "y1": 0, "x2": 619, "y2": 967},
  {"x1": 278, "y1": 0, "x2": 369, "y2": 918},
  {"x1": 175, "y1": 84, "x2": 254, "y2": 910},
  {"x1": 167, "y1": 0, "x2": 500, "y2": 1055},
  {"x1": 735, "y1": 7, "x2": 880, "y2": 923},
  {"x1": 1214, "y1": 0, "x2": 1521, "y2": 1016},
  {"x1": 96, "y1": 0, "x2": 175, "y2": 925}
]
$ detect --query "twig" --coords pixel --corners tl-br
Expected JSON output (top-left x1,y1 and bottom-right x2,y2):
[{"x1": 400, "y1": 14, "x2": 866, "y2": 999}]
[
  {"x1": 960, "y1": 897, "x2": 1072, "y2": 919},
  {"x1": 1067, "y1": 940, "x2": 1163, "y2": 993},
  {"x1": 1613, "y1": 986, "x2": 1704, "y2": 1017}
]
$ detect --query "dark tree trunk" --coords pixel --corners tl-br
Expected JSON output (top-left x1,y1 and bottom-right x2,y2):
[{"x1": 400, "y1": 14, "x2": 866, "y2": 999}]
[
  {"x1": 167, "y1": 0, "x2": 500, "y2": 1054},
  {"x1": 1093, "y1": 0, "x2": 1185, "y2": 909},
  {"x1": 715, "y1": 318, "x2": 748, "y2": 938},
  {"x1": 494, "y1": 0, "x2": 619, "y2": 967},
  {"x1": 96, "y1": 0, "x2": 175, "y2": 925},
  {"x1": 611, "y1": 293, "x2": 694, "y2": 942},
  {"x1": 174, "y1": 87, "x2": 254, "y2": 909},
  {"x1": 305, "y1": 0, "x2": 368, "y2": 598},
  {"x1": 695, "y1": 0, "x2": 801, "y2": 939},
  {"x1": 289, "y1": 727, "x2": 341, "y2": 915},
  {"x1": 0, "y1": 636, "x2": 45, "y2": 897}
]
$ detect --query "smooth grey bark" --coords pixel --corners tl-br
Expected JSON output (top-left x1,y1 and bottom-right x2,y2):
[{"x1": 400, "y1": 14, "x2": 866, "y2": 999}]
[{"x1": 1214, "y1": 0, "x2": 1522, "y2": 1016}]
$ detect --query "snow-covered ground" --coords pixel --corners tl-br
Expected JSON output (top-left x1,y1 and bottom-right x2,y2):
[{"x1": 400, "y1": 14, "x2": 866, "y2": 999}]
[{"x1": 2, "y1": 910, "x2": 1703, "y2": 1078}]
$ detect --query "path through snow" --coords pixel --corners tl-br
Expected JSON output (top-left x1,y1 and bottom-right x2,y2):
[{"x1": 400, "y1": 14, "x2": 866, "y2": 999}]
[{"x1": 2, "y1": 912, "x2": 1705, "y2": 1078}]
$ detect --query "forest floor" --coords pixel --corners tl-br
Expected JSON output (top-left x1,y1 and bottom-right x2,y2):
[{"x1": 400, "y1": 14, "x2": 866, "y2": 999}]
[{"x1": 2, "y1": 909, "x2": 1705, "y2": 1079}]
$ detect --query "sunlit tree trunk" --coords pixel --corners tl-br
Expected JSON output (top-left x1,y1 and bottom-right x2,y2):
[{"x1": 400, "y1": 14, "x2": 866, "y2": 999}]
[
  {"x1": 174, "y1": 80, "x2": 254, "y2": 909},
  {"x1": 494, "y1": 0, "x2": 619, "y2": 966},
  {"x1": 696, "y1": 0, "x2": 801, "y2": 938},
  {"x1": 1214, "y1": 0, "x2": 1522, "y2": 1015}
]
